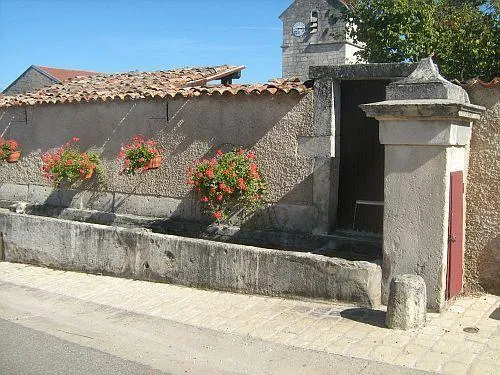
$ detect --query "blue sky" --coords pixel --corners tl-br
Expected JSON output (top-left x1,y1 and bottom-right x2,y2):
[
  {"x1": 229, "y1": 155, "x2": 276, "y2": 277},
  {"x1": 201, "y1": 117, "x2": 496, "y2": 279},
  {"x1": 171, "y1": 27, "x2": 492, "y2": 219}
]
[{"x1": 0, "y1": 0, "x2": 291, "y2": 91}]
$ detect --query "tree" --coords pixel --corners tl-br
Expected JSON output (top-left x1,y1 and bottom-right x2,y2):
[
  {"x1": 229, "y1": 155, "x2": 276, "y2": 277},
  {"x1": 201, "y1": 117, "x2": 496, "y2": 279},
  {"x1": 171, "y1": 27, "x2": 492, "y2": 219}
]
[{"x1": 344, "y1": 0, "x2": 499, "y2": 81}]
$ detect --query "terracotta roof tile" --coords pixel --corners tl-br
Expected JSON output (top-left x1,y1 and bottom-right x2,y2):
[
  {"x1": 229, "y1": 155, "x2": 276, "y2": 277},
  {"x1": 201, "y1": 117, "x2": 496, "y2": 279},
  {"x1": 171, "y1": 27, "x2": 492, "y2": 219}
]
[
  {"x1": 453, "y1": 77, "x2": 500, "y2": 88},
  {"x1": 35, "y1": 66, "x2": 99, "y2": 82},
  {"x1": 0, "y1": 67, "x2": 310, "y2": 108}
]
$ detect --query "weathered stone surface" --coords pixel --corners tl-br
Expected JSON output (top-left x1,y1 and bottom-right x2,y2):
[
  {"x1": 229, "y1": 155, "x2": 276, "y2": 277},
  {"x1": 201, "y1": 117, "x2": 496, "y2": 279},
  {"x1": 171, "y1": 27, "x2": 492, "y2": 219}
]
[
  {"x1": 386, "y1": 274, "x2": 426, "y2": 330},
  {"x1": 280, "y1": 0, "x2": 360, "y2": 80},
  {"x1": 464, "y1": 85, "x2": 500, "y2": 295},
  {"x1": 309, "y1": 62, "x2": 417, "y2": 80},
  {"x1": 3, "y1": 66, "x2": 58, "y2": 95},
  {"x1": 0, "y1": 210, "x2": 382, "y2": 307},
  {"x1": 360, "y1": 58, "x2": 486, "y2": 311},
  {"x1": 386, "y1": 58, "x2": 469, "y2": 103},
  {"x1": 0, "y1": 92, "x2": 333, "y2": 234},
  {"x1": 360, "y1": 100, "x2": 484, "y2": 122}
]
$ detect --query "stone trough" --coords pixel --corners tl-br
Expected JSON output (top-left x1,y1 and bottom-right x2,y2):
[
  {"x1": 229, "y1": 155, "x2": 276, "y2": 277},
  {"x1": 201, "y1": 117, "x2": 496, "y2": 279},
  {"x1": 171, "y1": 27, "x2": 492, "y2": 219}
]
[{"x1": 0, "y1": 206, "x2": 382, "y2": 307}]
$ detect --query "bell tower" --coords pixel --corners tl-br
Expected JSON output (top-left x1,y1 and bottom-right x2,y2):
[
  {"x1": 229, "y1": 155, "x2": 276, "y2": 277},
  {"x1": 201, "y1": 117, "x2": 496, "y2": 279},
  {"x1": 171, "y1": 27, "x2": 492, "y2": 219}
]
[{"x1": 280, "y1": 0, "x2": 361, "y2": 81}]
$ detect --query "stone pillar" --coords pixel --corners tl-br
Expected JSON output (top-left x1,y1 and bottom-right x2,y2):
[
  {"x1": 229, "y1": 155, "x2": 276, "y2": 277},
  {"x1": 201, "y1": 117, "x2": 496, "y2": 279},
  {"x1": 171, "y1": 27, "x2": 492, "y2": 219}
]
[
  {"x1": 298, "y1": 78, "x2": 338, "y2": 234},
  {"x1": 361, "y1": 58, "x2": 485, "y2": 311},
  {"x1": 386, "y1": 274, "x2": 427, "y2": 330}
]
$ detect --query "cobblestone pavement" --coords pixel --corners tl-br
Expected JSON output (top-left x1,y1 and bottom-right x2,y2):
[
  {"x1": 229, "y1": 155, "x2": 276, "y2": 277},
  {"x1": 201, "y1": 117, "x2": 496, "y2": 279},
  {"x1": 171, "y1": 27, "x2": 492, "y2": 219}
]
[{"x1": 0, "y1": 262, "x2": 498, "y2": 374}]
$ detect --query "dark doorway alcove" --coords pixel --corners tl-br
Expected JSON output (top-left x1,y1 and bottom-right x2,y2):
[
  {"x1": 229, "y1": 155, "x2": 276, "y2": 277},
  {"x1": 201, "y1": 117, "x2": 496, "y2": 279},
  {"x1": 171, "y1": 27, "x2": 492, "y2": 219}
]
[{"x1": 337, "y1": 80, "x2": 389, "y2": 234}]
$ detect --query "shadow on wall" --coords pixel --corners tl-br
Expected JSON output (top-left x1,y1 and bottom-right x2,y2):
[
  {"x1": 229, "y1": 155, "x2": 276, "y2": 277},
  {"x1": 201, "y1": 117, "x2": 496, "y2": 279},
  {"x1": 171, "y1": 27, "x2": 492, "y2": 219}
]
[
  {"x1": 154, "y1": 95, "x2": 299, "y2": 159},
  {"x1": 1, "y1": 92, "x2": 320, "y2": 235},
  {"x1": 477, "y1": 235, "x2": 500, "y2": 296}
]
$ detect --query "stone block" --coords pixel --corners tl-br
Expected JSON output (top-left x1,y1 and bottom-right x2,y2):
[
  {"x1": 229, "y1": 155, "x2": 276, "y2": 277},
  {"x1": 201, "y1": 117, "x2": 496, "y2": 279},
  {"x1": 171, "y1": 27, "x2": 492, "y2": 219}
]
[
  {"x1": 112, "y1": 193, "x2": 187, "y2": 218},
  {"x1": 27, "y1": 184, "x2": 54, "y2": 204},
  {"x1": 297, "y1": 136, "x2": 334, "y2": 157},
  {"x1": 386, "y1": 274, "x2": 426, "y2": 330},
  {"x1": 0, "y1": 183, "x2": 29, "y2": 202}
]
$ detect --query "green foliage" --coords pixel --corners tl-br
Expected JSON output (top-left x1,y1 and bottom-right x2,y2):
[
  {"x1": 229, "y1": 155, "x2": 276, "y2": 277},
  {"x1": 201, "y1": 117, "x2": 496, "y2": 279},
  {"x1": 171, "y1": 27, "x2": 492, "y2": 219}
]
[
  {"x1": 345, "y1": 0, "x2": 499, "y2": 80},
  {"x1": 41, "y1": 137, "x2": 102, "y2": 187},
  {"x1": 0, "y1": 138, "x2": 20, "y2": 160},
  {"x1": 118, "y1": 134, "x2": 162, "y2": 175},
  {"x1": 187, "y1": 149, "x2": 267, "y2": 222}
]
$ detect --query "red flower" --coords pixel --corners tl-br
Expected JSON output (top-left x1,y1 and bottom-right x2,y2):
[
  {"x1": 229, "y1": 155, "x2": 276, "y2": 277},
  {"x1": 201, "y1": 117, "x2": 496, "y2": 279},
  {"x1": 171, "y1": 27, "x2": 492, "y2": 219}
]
[
  {"x1": 119, "y1": 135, "x2": 162, "y2": 175},
  {"x1": 71, "y1": 137, "x2": 79, "y2": 143},
  {"x1": 186, "y1": 148, "x2": 266, "y2": 222},
  {"x1": 249, "y1": 163, "x2": 260, "y2": 179},
  {"x1": 238, "y1": 178, "x2": 247, "y2": 190},
  {"x1": 6, "y1": 140, "x2": 18, "y2": 150}
]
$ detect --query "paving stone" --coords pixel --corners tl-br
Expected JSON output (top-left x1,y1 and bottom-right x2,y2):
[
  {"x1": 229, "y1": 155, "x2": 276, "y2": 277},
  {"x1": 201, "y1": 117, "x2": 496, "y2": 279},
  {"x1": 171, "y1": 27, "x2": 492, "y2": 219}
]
[
  {"x1": 344, "y1": 341, "x2": 373, "y2": 358},
  {"x1": 323, "y1": 337, "x2": 356, "y2": 354},
  {"x1": 451, "y1": 350, "x2": 478, "y2": 365},
  {"x1": 462, "y1": 338, "x2": 487, "y2": 353},
  {"x1": 368, "y1": 345, "x2": 402, "y2": 362},
  {"x1": 343, "y1": 327, "x2": 369, "y2": 340},
  {"x1": 432, "y1": 339, "x2": 462, "y2": 354},
  {"x1": 392, "y1": 352, "x2": 419, "y2": 367},
  {"x1": 403, "y1": 344, "x2": 429, "y2": 356},
  {"x1": 475, "y1": 349, "x2": 499, "y2": 364},
  {"x1": 382, "y1": 332, "x2": 413, "y2": 348},
  {"x1": 0, "y1": 262, "x2": 498, "y2": 374},
  {"x1": 440, "y1": 361, "x2": 469, "y2": 375},
  {"x1": 413, "y1": 351, "x2": 447, "y2": 372},
  {"x1": 468, "y1": 362, "x2": 499, "y2": 375}
]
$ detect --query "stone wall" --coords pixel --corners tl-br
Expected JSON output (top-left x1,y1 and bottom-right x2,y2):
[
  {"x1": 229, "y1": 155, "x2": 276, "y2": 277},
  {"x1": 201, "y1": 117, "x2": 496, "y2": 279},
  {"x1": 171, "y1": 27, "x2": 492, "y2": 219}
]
[
  {"x1": 464, "y1": 84, "x2": 500, "y2": 295},
  {"x1": 0, "y1": 92, "x2": 320, "y2": 234},
  {"x1": 3, "y1": 67, "x2": 57, "y2": 95},
  {"x1": 280, "y1": 0, "x2": 361, "y2": 80}
]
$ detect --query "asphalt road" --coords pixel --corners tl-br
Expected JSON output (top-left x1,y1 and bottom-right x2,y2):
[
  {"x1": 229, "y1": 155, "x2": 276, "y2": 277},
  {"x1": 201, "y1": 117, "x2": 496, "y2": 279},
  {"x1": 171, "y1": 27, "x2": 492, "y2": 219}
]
[{"x1": 0, "y1": 319, "x2": 165, "y2": 375}]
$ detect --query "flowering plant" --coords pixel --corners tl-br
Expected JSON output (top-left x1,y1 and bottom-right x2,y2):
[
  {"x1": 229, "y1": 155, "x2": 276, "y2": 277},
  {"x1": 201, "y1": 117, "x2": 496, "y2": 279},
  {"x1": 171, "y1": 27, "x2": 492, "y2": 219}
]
[
  {"x1": 118, "y1": 134, "x2": 163, "y2": 175},
  {"x1": 0, "y1": 137, "x2": 20, "y2": 160},
  {"x1": 187, "y1": 148, "x2": 267, "y2": 222},
  {"x1": 41, "y1": 137, "x2": 102, "y2": 186}
]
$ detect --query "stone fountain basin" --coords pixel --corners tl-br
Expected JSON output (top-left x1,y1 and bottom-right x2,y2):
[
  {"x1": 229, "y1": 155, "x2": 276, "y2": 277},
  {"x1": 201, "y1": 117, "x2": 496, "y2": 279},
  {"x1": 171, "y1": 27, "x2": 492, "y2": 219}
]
[{"x1": 0, "y1": 206, "x2": 382, "y2": 307}]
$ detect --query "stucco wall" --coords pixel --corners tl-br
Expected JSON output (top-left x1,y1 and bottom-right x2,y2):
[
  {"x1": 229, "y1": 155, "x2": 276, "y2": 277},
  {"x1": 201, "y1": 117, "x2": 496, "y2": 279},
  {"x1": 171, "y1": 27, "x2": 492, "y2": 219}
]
[
  {"x1": 464, "y1": 85, "x2": 500, "y2": 295},
  {"x1": 0, "y1": 92, "x2": 318, "y2": 233},
  {"x1": 3, "y1": 67, "x2": 57, "y2": 95}
]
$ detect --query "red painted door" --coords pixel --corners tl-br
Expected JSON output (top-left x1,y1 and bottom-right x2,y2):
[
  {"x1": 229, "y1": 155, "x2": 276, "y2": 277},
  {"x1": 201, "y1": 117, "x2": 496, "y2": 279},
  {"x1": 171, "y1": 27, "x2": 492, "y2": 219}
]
[{"x1": 447, "y1": 171, "x2": 464, "y2": 299}]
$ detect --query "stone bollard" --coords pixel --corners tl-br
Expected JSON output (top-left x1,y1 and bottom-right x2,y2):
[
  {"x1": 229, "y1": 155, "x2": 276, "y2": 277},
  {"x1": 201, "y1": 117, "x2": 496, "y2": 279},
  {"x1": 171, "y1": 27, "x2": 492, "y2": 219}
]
[{"x1": 386, "y1": 274, "x2": 426, "y2": 330}]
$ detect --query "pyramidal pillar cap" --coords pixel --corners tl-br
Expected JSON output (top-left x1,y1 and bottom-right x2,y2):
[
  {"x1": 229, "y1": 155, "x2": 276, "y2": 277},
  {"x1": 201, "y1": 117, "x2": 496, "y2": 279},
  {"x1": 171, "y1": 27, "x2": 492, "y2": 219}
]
[{"x1": 386, "y1": 57, "x2": 470, "y2": 104}]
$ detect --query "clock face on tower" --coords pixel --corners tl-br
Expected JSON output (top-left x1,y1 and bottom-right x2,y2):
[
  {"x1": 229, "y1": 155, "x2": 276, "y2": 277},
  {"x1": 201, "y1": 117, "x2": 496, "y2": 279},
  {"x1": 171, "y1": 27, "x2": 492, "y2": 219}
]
[{"x1": 292, "y1": 22, "x2": 306, "y2": 37}]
